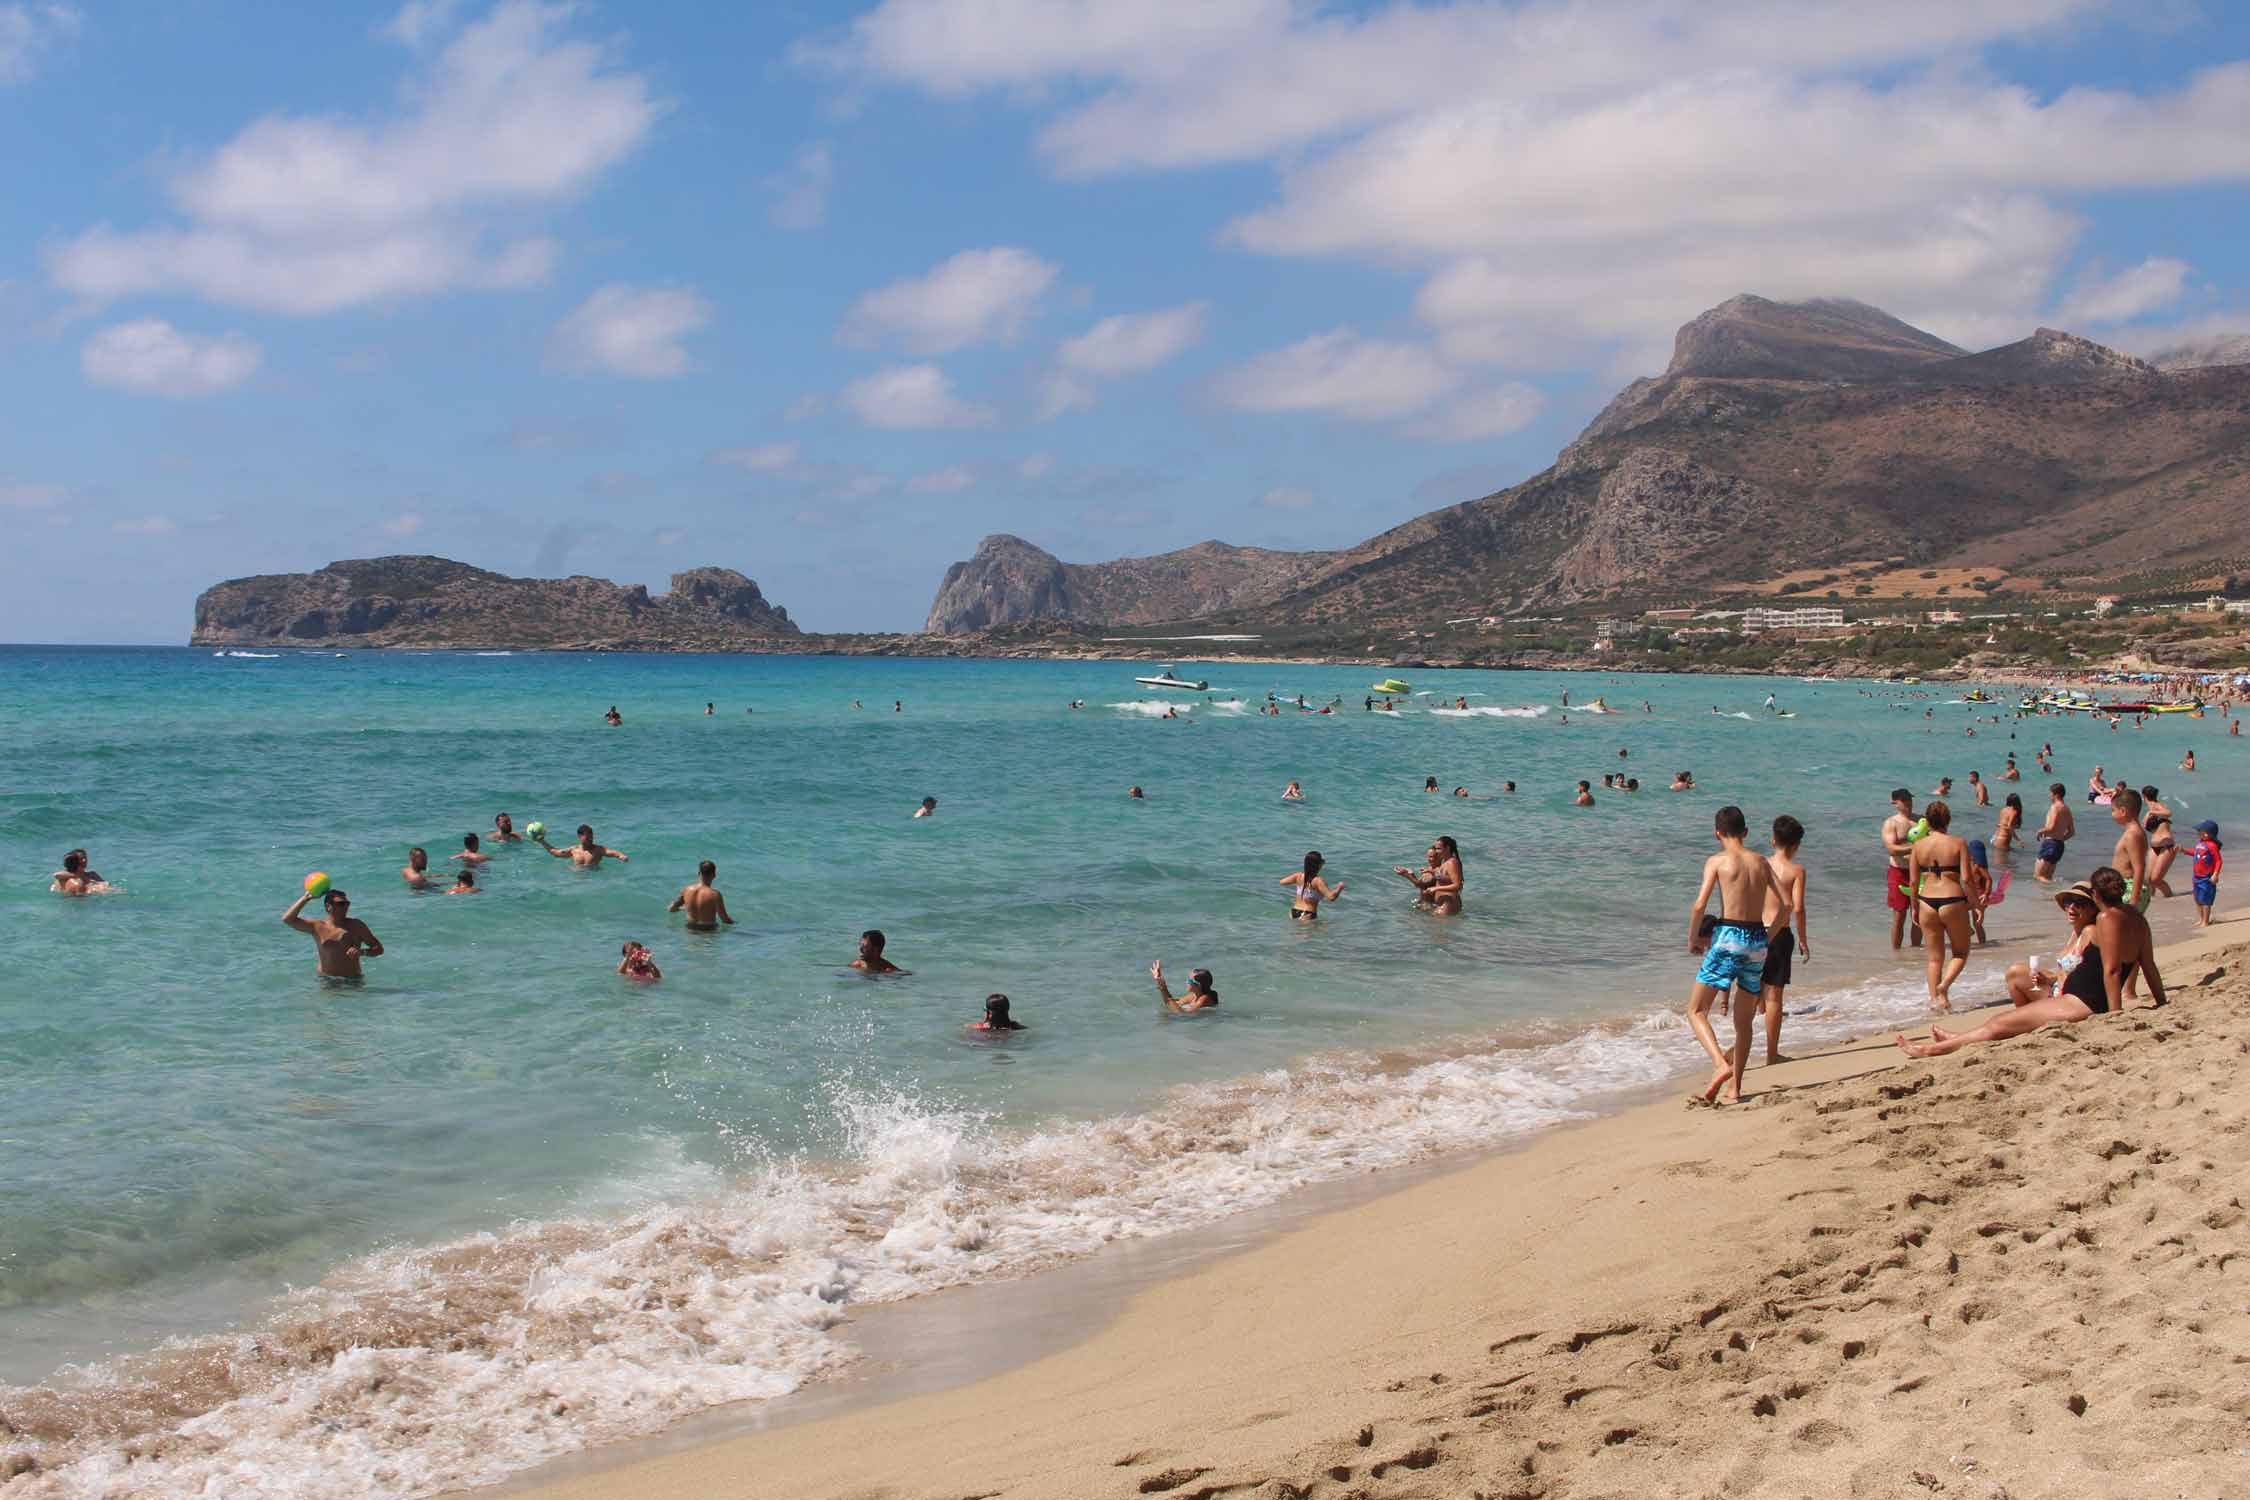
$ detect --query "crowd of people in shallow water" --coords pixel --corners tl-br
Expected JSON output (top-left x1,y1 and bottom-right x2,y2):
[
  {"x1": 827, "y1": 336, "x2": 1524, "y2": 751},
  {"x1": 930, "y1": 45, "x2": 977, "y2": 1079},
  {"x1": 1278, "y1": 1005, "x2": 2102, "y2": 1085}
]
[{"x1": 47, "y1": 681, "x2": 2231, "y2": 1070}]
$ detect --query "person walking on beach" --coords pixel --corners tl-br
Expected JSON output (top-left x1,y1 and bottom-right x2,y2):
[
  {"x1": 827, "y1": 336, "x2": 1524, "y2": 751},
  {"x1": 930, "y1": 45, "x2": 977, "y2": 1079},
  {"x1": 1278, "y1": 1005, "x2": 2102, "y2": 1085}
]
[
  {"x1": 1684, "y1": 805, "x2": 1781, "y2": 1104},
  {"x1": 1151, "y1": 960, "x2": 1218, "y2": 1012},
  {"x1": 2034, "y1": 782, "x2": 2075, "y2": 881},
  {"x1": 1281, "y1": 851, "x2": 1345, "y2": 921},
  {"x1": 281, "y1": 886, "x2": 383, "y2": 980},
  {"x1": 2141, "y1": 786, "x2": 2179, "y2": 900},
  {"x1": 539, "y1": 824, "x2": 628, "y2": 867},
  {"x1": 2108, "y1": 787, "x2": 2151, "y2": 911},
  {"x1": 1882, "y1": 788, "x2": 1920, "y2": 949},
  {"x1": 668, "y1": 860, "x2": 734, "y2": 930},
  {"x1": 1908, "y1": 801, "x2": 1973, "y2": 1013},
  {"x1": 402, "y1": 847, "x2": 431, "y2": 889},
  {"x1": 1730, "y1": 814, "x2": 1809, "y2": 1091}
]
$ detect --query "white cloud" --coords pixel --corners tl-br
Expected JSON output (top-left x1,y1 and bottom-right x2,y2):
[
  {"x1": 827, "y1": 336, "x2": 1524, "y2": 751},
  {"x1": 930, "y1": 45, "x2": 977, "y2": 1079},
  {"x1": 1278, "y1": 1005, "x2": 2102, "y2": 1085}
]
[
  {"x1": 1410, "y1": 383, "x2": 1546, "y2": 441},
  {"x1": 49, "y1": 2, "x2": 653, "y2": 313},
  {"x1": 905, "y1": 464, "x2": 976, "y2": 493},
  {"x1": 111, "y1": 516, "x2": 179, "y2": 535},
  {"x1": 711, "y1": 441, "x2": 800, "y2": 472},
  {"x1": 1017, "y1": 453, "x2": 1054, "y2": 480},
  {"x1": 1, "y1": 479, "x2": 63, "y2": 508},
  {"x1": 839, "y1": 363, "x2": 995, "y2": 428},
  {"x1": 382, "y1": 513, "x2": 424, "y2": 537},
  {"x1": 0, "y1": 2, "x2": 79, "y2": 85},
  {"x1": 546, "y1": 284, "x2": 712, "y2": 378},
  {"x1": 1258, "y1": 486, "x2": 1315, "y2": 509},
  {"x1": 2054, "y1": 257, "x2": 2191, "y2": 327},
  {"x1": 82, "y1": 320, "x2": 262, "y2": 397},
  {"x1": 825, "y1": 1, "x2": 2250, "y2": 374},
  {"x1": 1056, "y1": 301, "x2": 1209, "y2": 376},
  {"x1": 1041, "y1": 300, "x2": 1210, "y2": 416},
  {"x1": 380, "y1": 0, "x2": 460, "y2": 46},
  {"x1": 1212, "y1": 329, "x2": 1456, "y2": 422},
  {"x1": 767, "y1": 142, "x2": 834, "y2": 231},
  {"x1": 841, "y1": 246, "x2": 1058, "y2": 353}
]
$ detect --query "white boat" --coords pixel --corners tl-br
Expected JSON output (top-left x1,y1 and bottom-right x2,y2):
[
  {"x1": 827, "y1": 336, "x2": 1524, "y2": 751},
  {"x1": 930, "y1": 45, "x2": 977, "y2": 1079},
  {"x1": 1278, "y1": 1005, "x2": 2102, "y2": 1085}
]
[{"x1": 1135, "y1": 670, "x2": 1208, "y2": 691}]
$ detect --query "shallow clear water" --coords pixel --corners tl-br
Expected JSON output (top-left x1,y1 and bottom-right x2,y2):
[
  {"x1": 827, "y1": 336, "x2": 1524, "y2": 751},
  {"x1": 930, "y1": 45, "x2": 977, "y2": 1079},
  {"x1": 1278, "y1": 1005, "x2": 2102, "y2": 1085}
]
[{"x1": 1, "y1": 648, "x2": 2235, "y2": 1497}]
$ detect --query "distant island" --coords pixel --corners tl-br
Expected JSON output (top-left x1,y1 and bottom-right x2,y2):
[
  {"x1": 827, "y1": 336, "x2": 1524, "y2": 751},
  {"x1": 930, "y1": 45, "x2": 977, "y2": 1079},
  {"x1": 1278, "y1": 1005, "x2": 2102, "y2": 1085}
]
[{"x1": 192, "y1": 556, "x2": 799, "y2": 651}]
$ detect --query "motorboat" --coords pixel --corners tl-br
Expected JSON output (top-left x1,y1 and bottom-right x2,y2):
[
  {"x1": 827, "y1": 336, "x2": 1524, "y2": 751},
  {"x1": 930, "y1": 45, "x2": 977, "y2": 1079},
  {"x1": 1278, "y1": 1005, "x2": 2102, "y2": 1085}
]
[{"x1": 1135, "y1": 669, "x2": 1208, "y2": 691}]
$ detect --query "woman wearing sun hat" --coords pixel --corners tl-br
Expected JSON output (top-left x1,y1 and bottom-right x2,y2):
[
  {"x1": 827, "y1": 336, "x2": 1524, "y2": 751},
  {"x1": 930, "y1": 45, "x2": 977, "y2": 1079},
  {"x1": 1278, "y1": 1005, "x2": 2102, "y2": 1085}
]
[{"x1": 1896, "y1": 880, "x2": 2108, "y2": 1058}]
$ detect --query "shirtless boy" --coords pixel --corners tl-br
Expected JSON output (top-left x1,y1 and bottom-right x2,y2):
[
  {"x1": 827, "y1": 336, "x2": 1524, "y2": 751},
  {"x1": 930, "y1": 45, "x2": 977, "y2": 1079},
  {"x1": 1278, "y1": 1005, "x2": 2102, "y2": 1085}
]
[
  {"x1": 1731, "y1": 814, "x2": 1810, "y2": 1090},
  {"x1": 2034, "y1": 782, "x2": 2076, "y2": 881},
  {"x1": 540, "y1": 823, "x2": 628, "y2": 867},
  {"x1": 281, "y1": 886, "x2": 384, "y2": 979},
  {"x1": 669, "y1": 860, "x2": 734, "y2": 930},
  {"x1": 1685, "y1": 805, "x2": 1782, "y2": 1104},
  {"x1": 2108, "y1": 787, "x2": 2150, "y2": 911},
  {"x1": 1882, "y1": 788, "x2": 1919, "y2": 949}
]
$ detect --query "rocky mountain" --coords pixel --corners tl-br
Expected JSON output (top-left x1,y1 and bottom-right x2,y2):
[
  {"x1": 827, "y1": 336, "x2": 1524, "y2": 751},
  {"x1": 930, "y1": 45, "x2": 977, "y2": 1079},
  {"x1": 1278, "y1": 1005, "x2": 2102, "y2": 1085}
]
[
  {"x1": 2147, "y1": 332, "x2": 2250, "y2": 371},
  {"x1": 925, "y1": 295, "x2": 2250, "y2": 630},
  {"x1": 192, "y1": 556, "x2": 799, "y2": 649},
  {"x1": 924, "y1": 535, "x2": 1338, "y2": 633}
]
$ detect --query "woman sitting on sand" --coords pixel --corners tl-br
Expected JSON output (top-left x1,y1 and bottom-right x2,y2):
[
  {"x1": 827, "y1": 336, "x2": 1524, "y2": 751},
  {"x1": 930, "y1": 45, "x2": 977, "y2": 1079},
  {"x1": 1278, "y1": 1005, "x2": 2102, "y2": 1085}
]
[
  {"x1": 1281, "y1": 850, "x2": 1345, "y2": 921},
  {"x1": 1899, "y1": 882, "x2": 2109, "y2": 1057},
  {"x1": 1907, "y1": 801, "x2": 1973, "y2": 1012}
]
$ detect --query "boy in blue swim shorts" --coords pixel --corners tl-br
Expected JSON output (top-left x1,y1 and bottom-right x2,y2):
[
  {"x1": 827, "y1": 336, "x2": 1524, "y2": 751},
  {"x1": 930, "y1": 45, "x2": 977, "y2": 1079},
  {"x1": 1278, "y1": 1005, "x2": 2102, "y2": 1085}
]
[{"x1": 1685, "y1": 805, "x2": 1783, "y2": 1106}]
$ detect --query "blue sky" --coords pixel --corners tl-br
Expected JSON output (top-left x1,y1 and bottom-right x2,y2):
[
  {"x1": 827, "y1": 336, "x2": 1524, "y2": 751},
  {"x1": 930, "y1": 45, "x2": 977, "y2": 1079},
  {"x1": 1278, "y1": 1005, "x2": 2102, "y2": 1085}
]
[{"x1": 4, "y1": 0, "x2": 2247, "y2": 641}]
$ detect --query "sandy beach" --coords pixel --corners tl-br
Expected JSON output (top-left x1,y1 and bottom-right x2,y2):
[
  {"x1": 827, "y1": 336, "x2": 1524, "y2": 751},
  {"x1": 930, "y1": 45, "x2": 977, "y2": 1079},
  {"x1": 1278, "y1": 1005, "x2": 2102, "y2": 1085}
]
[{"x1": 500, "y1": 916, "x2": 2250, "y2": 1500}]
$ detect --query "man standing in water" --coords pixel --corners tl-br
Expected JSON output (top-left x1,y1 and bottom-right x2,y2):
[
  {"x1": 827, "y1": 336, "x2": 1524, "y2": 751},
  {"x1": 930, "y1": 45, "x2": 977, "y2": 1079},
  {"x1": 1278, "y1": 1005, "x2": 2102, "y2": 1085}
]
[
  {"x1": 2034, "y1": 781, "x2": 2075, "y2": 881},
  {"x1": 281, "y1": 886, "x2": 384, "y2": 979},
  {"x1": 1882, "y1": 788, "x2": 1920, "y2": 949},
  {"x1": 668, "y1": 860, "x2": 734, "y2": 929},
  {"x1": 1685, "y1": 805, "x2": 1781, "y2": 1104},
  {"x1": 538, "y1": 824, "x2": 629, "y2": 867},
  {"x1": 401, "y1": 847, "x2": 431, "y2": 888}
]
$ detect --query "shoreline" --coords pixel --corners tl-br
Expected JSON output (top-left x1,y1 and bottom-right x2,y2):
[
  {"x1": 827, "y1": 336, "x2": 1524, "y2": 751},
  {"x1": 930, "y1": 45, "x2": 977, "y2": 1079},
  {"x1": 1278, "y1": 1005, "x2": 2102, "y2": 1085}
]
[{"x1": 495, "y1": 911, "x2": 2250, "y2": 1500}]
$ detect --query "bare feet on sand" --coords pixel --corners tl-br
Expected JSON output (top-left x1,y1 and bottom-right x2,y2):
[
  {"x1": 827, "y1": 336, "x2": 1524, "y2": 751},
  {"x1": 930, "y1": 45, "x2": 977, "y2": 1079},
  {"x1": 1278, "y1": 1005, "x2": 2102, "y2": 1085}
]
[{"x1": 1698, "y1": 1063, "x2": 1734, "y2": 1104}]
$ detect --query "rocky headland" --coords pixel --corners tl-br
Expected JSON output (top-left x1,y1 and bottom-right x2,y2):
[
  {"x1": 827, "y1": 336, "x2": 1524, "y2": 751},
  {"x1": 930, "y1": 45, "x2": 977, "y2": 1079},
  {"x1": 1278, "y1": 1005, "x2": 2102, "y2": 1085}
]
[{"x1": 192, "y1": 556, "x2": 798, "y2": 651}]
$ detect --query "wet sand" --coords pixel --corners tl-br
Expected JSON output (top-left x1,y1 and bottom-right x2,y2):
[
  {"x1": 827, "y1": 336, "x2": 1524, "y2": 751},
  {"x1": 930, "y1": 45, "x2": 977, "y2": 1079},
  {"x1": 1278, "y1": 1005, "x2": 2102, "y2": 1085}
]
[{"x1": 497, "y1": 914, "x2": 2250, "y2": 1499}]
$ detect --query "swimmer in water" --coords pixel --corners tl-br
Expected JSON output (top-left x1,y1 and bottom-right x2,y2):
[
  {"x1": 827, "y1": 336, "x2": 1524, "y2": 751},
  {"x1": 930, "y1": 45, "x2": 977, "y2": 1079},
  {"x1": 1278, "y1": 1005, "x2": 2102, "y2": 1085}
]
[
  {"x1": 282, "y1": 885, "x2": 383, "y2": 980},
  {"x1": 454, "y1": 832, "x2": 488, "y2": 865},
  {"x1": 448, "y1": 868, "x2": 479, "y2": 894},
  {"x1": 1129, "y1": 786, "x2": 1144, "y2": 799},
  {"x1": 1281, "y1": 780, "x2": 1304, "y2": 800},
  {"x1": 1671, "y1": 771, "x2": 1694, "y2": 791},
  {"x1": 1151, "y1": 959, "x2": 1218, "y2": 1012},
  {"x1": 604, "y1": 705, "x2": 622, "y2": 726},
  {"x1": 491, "y1": 812, "x2": 523, "y2": 842},
  {"x1": 1281, "y1": 850, "x2": 1344, "y2": 921},
  {"x1": 402, "y1": 847, "x2": 431, "y2": 888},
  {"x1": 851, "y1": 929, "x2": 908, "y2": 974},
  {"x1": 1394, "y1": 836, "x2": 1464, "y2": 915},
  {"x1": 914, "y1": 796, "x2": 938, "y2": 818},
  {"x1": 1424, "y1": 776, "x2": 1440, "y2": 793},
  {"x1": 1575, "y1": 781, "x2": 1596, "y2": 806},
  {"x1": 617, "y1": 941, "x2": 661, "y2": 981},
  {"x1": 668, "y1": 860, "x2": 734, "y2": 929},
  {"x1": 970, "y1": 993, "x2": 1026, "y2": 1031},
  {"x1": 539, "y1": 823, "x2": 628, "y2": 867},
  {"x1": 51, "y1": 849, "x2": 103, "y2": 895},
  {"x1": 1502, "y1": 781, "x2": 1517, "y2": 793},
  {"x1": 705, "y1": 703, "x2": 714, "y2": 716}
]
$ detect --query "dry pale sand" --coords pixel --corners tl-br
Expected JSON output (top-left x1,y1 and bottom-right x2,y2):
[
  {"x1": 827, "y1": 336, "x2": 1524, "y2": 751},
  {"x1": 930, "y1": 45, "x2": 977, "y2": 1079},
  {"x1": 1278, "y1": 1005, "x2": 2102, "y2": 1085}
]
[{"x1": 505, "y1": 923, "x2": 2250, "y2": 1500}]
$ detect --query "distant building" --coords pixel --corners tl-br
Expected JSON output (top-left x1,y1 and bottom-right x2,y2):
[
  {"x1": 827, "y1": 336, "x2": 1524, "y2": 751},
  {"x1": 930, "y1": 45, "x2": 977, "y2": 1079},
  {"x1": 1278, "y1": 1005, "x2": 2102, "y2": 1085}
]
[
  {"x1": 1642, "y1": 607, "x2": 1697, "y2": 623},
  {"x1": 1926, "y1": 609, "x2": 1963, "y2": 624},
  {"x1": 1741, "y1": 606, "x2": 1846, "y2": 634},
  {"x1": 1595, "y1": 617, "x2": 1626, "y2": 640},
  {"x1": 2228, "y1": 601, "x2": 2250, "y2": 617},
  {"x1": 2092, "y1": 596, "x2": 2119, "y2": 617},
  {"x1": 1672, "y1": 626, "x2": 1734, "y2": 640}
]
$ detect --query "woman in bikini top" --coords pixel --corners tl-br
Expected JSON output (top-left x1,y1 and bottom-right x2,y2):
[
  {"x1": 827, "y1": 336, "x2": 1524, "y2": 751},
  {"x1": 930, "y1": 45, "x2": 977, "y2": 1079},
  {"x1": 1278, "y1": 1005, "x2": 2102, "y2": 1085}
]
[
  {"x1": 1909, "y1": 800, "x2": 1974, "y2": 1012},
  {"x1": 1281, "y1": 851, "x2": 1345, "y2": 920}
]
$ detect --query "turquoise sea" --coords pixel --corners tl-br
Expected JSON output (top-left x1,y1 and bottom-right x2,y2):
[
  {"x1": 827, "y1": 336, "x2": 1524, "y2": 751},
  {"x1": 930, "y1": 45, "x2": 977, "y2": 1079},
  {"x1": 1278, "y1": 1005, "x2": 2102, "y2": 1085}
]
[{"x1": 1, "y1": 647, "x2": 2237, "y2": 1498}]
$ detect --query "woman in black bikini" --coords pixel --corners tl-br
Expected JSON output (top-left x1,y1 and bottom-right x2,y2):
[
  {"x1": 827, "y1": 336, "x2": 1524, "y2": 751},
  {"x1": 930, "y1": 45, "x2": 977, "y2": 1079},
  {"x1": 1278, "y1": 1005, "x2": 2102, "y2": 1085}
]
[
  {"x1": 2141, "y1": 785, "x2": 2179, "y2": 899},
  {"x1": 1898, "y1": 881, "x2": 2108, "y2": 1056},
  {"x1": 1907, "y1": 800, "x2": 1973, "y2": 1011},
  {"x1": 1280, "y1": 850, "x2": 1345, "y2": 920}
]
